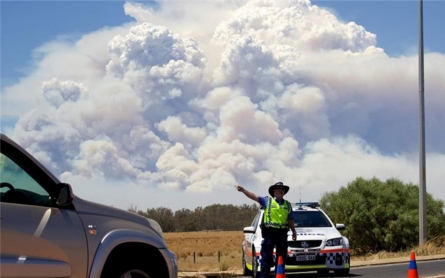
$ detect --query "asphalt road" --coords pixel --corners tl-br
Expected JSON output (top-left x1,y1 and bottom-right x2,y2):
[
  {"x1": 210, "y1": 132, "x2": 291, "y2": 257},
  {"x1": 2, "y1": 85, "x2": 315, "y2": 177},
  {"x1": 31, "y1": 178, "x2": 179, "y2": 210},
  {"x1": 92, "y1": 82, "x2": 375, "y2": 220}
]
[
  {"x1": 279, "y1": 259, "x2": 445, "y2": 278},
  {"x1": 233, "y1": 259, "x2": 445, "y2": 278},
  {"x1": 178, "y1": 256, "x2": 445, "y2": 278},
  {"x1": 350, "y1": 259, "x2": 444, "y2": 278}
]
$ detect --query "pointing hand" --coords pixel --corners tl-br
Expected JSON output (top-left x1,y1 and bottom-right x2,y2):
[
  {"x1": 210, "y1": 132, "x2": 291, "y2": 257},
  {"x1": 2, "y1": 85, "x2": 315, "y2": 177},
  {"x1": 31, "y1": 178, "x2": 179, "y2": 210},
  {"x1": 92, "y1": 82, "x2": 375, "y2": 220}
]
[{"x1": 234, "y1": 184, "x2": 244, "y2": 192}]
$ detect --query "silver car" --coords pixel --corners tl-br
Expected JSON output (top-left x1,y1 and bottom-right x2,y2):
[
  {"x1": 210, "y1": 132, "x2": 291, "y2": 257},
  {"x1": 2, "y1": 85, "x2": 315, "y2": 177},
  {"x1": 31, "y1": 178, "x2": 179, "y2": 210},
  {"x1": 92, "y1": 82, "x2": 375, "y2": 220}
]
[{"x1": 0, "y1": 133, "x2": 178, "y2": 278}]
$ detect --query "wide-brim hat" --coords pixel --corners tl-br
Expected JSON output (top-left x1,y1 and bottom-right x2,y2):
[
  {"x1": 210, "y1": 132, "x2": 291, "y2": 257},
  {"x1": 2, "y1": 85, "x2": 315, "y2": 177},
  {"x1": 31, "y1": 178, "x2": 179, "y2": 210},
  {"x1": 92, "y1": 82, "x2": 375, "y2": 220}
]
[{"x1": 268, "y1": 182, "x2": 289, "y2": 196}]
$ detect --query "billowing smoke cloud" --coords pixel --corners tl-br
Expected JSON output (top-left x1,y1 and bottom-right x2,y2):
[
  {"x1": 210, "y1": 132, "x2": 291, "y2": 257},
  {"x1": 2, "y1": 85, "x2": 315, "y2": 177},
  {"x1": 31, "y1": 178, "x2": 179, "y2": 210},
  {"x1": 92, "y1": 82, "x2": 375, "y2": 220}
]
[{"x1": 2, "y1": 0, "x2": 444, "y2": 210}]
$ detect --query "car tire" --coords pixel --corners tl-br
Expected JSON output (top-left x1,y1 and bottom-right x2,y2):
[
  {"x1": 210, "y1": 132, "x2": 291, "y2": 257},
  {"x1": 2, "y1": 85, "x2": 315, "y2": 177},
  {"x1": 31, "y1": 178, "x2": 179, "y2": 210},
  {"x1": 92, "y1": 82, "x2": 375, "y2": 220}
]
[
  {"x1": 101, "y1": 245, "x2": 165, "y2": 278},
  {"x1": 334, "y1": 268, "x2": 350, "y2": 276},
  {"x1": 252, "y1": 247, "x2": 260, "y2": 278},
  {"x1": 242, "y1": 248, "x2": 253, "y2": 276},
  {"x1": 103, "y1": 263, "x2": 159, "y2": 278},
  {"x1": 118, "y1": 269, "x2": 151, "y2": 278}
]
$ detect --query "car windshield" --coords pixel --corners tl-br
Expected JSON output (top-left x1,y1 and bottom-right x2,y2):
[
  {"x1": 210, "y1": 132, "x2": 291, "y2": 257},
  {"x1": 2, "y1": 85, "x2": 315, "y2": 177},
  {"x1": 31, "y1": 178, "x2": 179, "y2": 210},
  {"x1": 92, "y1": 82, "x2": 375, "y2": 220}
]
[{"x1": 293, "y1": 210, "x2": 332, "y2": 228}]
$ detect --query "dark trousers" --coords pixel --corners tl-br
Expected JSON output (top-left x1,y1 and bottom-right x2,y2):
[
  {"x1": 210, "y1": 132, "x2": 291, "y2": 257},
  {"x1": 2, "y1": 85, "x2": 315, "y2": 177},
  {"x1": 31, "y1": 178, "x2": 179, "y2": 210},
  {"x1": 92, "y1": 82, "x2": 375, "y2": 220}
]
[{"x1": 260, "y1": 228, "x2": 288, "y2": 278}]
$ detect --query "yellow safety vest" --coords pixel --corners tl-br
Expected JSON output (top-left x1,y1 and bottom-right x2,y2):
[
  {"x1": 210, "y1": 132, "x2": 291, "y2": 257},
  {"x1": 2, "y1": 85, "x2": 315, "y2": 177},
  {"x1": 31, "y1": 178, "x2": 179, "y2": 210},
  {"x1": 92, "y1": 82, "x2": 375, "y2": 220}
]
[{"x1": 263, "y1": 197, "x2": 291, "y2": 229}]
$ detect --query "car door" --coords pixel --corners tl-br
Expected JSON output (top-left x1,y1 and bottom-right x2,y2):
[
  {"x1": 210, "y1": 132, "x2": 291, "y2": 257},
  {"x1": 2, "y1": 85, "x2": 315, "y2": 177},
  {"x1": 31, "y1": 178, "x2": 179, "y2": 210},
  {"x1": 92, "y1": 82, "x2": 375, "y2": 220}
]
[
  {"x1": 244, "y1": 211, "x2": 261, "y2": 263},
  {"x1": 0, "y1": 142, "x2": 88, "y2": 278}
]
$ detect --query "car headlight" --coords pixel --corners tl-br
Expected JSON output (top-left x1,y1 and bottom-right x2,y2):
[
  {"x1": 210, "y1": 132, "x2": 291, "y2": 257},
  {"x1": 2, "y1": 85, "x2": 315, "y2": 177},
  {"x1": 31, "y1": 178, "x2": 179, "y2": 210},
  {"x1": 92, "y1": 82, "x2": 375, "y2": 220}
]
[{"x1": 326, "y1": 237, "x2": 343, "y2": 246}]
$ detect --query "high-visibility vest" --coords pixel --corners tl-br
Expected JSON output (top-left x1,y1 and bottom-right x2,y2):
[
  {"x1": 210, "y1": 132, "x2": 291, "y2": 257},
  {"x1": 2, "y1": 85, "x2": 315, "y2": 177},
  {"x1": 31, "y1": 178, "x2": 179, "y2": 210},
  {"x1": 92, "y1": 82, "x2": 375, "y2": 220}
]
[{"x1": 263, "y1": 197, "x2": 291, "y2": 229}]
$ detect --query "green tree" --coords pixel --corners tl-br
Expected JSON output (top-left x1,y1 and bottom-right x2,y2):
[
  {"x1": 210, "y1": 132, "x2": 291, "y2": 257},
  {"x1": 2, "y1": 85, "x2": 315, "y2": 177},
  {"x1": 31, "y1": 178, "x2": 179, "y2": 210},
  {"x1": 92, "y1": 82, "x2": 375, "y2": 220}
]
[
  {"x1": 174, "y1": 208, "x2": 196, "y2": 232},
  {"x1": 130, "y1": 202, "x2": 259, "y2": 232},
  {"x1": 320, "y1": 177, "x2": 445, "y2": 254},
  {"x1": 134, "y1": 207, "x2": 175, "y2": 232}
]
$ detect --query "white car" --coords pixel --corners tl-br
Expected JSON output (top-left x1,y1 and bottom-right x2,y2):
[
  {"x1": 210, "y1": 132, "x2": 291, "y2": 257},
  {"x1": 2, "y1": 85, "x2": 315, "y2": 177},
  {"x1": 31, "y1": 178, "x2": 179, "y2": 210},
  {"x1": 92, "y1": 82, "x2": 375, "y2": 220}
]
[{"x1": 241, "y1": 202, "x2": 350, "y2": 277}]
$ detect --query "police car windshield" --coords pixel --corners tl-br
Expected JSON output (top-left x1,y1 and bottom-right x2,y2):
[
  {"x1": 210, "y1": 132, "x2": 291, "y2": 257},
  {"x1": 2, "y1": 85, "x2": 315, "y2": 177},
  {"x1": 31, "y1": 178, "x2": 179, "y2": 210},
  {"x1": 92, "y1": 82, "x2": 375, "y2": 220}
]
[{"x1": 293, "y1": 211, "x2": 332, "y2": 228}]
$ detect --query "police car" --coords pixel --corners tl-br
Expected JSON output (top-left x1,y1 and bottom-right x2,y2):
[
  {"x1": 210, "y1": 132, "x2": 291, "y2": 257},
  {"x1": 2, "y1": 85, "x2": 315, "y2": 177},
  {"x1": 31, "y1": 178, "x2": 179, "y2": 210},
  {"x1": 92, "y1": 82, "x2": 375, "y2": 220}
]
[{"x1": 241, "y1": 202, "x2": 350, "y2": 277}]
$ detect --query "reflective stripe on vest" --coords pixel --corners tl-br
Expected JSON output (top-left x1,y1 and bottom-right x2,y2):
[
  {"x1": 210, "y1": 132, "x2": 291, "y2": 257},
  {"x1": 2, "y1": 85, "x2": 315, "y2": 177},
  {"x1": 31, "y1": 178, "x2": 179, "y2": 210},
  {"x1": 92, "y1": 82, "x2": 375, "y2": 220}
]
[{"x1": 263, "y1": 197, "x2": 291, "y2": 229}]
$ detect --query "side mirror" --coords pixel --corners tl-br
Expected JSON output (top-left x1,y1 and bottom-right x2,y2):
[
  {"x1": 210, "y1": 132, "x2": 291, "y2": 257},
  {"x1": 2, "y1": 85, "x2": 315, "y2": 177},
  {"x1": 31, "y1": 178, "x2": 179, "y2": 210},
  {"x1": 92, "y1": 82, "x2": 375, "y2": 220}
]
[
  {"x1": 336, "y1": 223, "x2": 346, "y2": 230},
  {"x1": 57, "y1": 183, "x2": 74, "y2": 207},
  {"x1": 243, "y1": 226, "x2": 255, "y2": 234}
]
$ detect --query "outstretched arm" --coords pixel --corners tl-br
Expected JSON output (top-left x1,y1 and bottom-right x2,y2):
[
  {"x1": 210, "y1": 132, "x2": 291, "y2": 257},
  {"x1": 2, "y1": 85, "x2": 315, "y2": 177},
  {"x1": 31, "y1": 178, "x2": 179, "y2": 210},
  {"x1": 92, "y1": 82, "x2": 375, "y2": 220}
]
[{"x1": 234, "y1": 184, "x2": 259, "y2": 203}]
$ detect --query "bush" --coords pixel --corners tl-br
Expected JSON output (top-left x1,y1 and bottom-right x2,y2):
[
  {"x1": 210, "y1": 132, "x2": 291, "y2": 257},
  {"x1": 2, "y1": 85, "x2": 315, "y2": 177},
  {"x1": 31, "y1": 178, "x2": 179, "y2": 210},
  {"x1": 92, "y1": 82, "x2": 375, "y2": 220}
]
[{"x1": 320, "y1": 177, "x2": 445, "y2": 255}]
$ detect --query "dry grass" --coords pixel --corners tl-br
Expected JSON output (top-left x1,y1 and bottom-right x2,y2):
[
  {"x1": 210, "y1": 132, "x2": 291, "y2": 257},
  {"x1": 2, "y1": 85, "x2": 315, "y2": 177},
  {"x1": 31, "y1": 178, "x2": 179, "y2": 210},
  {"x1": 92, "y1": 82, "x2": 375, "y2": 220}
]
[
  {"x1": 164, "y1": 231, "x2": 243, "y2": 272},
  {"x1": 165, "y1": 231, "x2": 445, "y2": 272},
  {"x1": 352, "y1": 236, "x2": 445, "y2": 261}
]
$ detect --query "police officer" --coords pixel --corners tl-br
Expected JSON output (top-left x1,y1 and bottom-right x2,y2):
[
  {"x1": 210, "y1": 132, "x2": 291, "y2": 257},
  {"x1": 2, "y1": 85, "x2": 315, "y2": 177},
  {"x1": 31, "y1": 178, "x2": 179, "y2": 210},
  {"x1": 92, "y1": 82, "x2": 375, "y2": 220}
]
[{"x1": 235, "y1": 182, "x2": 296, "y2": 278}]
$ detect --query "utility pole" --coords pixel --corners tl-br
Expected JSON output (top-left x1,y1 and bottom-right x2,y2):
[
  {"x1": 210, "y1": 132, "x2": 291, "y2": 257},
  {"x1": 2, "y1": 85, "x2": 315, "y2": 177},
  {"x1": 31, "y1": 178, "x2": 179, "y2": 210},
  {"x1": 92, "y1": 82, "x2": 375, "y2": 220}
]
[{"x1": 418, "y1": 0, "x2": 427, "y2": 245}]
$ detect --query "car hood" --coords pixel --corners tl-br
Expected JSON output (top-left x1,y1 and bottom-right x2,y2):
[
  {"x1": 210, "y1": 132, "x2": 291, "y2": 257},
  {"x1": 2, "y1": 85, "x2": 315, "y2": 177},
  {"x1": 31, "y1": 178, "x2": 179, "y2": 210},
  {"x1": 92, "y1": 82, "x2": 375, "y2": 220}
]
[
  {"x1": 291, "y1": 228, "x2": 342, "y2": 240},
  {"x1": 72, "y1": 196, "x2": 149, "y2": 226}
]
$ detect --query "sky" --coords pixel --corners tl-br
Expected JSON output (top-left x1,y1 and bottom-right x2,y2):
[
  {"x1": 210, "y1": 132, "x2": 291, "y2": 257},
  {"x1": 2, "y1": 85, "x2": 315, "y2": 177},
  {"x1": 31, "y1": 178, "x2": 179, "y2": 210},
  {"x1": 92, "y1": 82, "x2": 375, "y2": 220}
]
[{"x1": 1, "y1": 0, "x2": 444, "y2": 212}]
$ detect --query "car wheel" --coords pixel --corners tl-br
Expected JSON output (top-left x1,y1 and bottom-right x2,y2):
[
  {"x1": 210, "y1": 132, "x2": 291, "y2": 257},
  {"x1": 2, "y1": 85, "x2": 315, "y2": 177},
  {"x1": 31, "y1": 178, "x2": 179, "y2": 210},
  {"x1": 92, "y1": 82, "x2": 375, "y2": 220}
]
[
  {"x1": 103, "y1": 264, "x2": 158, "y2": 278},
  {"x1": 101, "y1": 246, "x2": 164, "y2": 278},
  {"x1": 242, "y1": 248, "x2": 253, "y2": 276},
  {"x1": 252, "y1": 247, "x2": 260, "y2": 278},
  {"x1": 334, "y1": 268, "x2": 350, "y2": 276},
  {"x1": 119, "y1": 269, "x2": 151, "y2": 278}
]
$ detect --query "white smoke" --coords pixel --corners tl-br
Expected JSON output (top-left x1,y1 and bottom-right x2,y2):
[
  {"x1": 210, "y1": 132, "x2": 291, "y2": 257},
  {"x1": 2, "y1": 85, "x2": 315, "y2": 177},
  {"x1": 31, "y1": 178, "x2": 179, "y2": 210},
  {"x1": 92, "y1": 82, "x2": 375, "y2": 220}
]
[{"x1": 1, "y1": 0, "x2": 444, "y2": 211}]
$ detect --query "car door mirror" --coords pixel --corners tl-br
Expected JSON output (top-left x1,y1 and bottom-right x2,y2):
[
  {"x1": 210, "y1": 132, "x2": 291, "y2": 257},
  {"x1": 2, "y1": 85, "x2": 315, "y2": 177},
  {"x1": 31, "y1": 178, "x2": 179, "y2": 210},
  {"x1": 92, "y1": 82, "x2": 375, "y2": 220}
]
[
  {"x1": 243, "y1": 226, "x2": 255, "y2": 234},
  {"x1": 336, "y1": 223, "x2": 346, "y2": 230},
  {"x1": 56, "y1": 183, "x2": 74, "y2": 207}
]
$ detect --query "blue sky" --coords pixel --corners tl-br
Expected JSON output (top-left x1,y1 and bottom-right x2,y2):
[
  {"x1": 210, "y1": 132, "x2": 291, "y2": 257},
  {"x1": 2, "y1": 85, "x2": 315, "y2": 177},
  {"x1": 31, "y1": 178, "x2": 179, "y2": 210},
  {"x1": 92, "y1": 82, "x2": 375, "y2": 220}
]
[
  {"x1": 1, "y1": 1, "x2": 133, "y2": 88},
  {"x1": 1, "y1": 0, "x2": 444, "y2": 211},
  {"x1": 2, "y1": 0, "x2": 444, "y2": 89},
  {"x1": 313, "y1": 0, "x2": 444, "y2": 54}
]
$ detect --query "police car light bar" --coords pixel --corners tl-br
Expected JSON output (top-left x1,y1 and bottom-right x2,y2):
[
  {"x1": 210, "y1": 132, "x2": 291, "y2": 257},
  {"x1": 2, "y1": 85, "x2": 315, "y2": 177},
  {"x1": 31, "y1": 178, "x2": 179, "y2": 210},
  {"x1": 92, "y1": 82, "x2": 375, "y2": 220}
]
[{"x1": 295, "y1": 202, "x2": 320, "y2": 208}]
